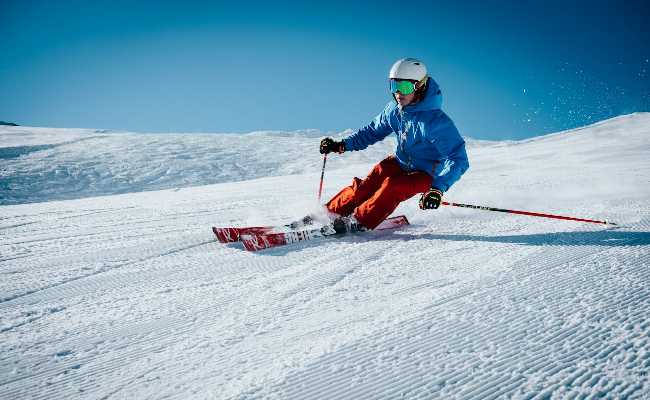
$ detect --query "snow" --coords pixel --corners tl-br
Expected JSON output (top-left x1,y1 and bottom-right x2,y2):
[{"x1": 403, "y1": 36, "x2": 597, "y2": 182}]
[
  {"x1": 0, "y1": 127, "x2": 399, "y2": 206},
  {"x1": 1, "y1": 113, "x2": 650, "y2": 399}
]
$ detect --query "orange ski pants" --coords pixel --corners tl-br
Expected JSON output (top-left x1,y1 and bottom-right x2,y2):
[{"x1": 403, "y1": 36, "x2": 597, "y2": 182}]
[{"x1": 326, "y1": 156, "x2": 433, "y2": 229}]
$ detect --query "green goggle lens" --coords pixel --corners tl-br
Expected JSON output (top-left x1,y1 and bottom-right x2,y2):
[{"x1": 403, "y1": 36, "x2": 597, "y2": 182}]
[{"x1": 390, "y1": 79, "x2": 416, "y2": 95}]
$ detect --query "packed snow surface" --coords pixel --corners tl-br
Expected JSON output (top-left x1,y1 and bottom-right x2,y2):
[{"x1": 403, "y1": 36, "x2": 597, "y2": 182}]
[{"x1": 1, "y1": 113, "x2": 650, "y2": 399}]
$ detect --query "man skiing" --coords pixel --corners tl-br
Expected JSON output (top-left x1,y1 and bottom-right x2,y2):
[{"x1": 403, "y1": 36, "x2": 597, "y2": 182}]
[{"x1": 319, "y1": 57, "x2": 469, "y2": 233}]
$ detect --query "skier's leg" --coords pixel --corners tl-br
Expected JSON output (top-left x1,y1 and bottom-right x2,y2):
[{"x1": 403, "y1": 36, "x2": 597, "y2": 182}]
[
  {"x1": 354, "y1": 171, "x2": 432, "y2": 229},
  {"x1": 326, "y1": 156, "x2": 402, "y2": 217}
]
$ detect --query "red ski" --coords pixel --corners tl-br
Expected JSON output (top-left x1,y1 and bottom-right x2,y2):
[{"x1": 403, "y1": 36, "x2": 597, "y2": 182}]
[
  {"x1": 213, "y1": 220, "x2": 314, "y2": 243},
  {"x1": 241, "y1": 215, "x2": 409, "y2": 252},
  {"x1": 212, "y1": 225, "x2": 275, "y2": 243},
  {"x1": 212, "y1": 216, "x2": 318, "y2": 243}
]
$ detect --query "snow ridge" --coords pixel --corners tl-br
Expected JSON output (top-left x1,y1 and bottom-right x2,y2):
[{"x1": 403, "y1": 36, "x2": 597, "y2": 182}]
[{"x1": 0, "y1": 126, "x2": 394, "y2": 205}]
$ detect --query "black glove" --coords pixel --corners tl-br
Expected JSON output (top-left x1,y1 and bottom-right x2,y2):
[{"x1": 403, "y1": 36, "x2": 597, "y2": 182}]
[
  {"x1": 320, "y1": 138, "x2": 345, "y2": 154},
  {"x1": 419, "y1": 188, "x2": 443, "y2": 210}
]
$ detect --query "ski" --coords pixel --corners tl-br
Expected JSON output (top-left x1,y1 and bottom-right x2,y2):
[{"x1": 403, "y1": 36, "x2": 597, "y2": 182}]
[
  {"x1": 212, "y1": 215, "x2": 408, "y2": 244},
  {"x1": 240, "y1": 215, "x2": 410, "y2": 252},
  {"x1": 212, "y1": 216, "x2": 315, "y2": 243},
  {"x1": 213, "y1": 225, "x2": 275, "y2": 243}
]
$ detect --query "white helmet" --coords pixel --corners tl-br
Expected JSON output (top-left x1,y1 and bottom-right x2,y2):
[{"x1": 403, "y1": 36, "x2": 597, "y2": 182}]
[{"x1": 389, "y1": 58, "x2": 427, "y2": 81}]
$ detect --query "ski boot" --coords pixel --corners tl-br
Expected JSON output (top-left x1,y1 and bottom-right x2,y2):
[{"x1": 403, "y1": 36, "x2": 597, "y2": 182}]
[{"x1": 331, "y1": 215, "x2": 368, "y2": 234}]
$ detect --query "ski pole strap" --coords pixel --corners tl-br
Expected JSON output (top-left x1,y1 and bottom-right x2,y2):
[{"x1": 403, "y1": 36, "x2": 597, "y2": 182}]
[
  {"x1": 318, "y1": 154, "x2": 327, "y2": 203},
  {"x1": 441, "y1": 201, "x2": 617, "y2": 226}
]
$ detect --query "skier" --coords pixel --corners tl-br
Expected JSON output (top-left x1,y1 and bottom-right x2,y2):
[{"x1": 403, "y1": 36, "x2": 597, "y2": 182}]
[{"x1": 319, "y1": 57, "x2": 469, "y2": 233}]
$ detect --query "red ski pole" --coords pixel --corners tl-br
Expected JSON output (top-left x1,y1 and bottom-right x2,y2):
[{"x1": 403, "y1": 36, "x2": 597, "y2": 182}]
[
  {"x1": 441, "y1": 201, "x2": 617, "y2": 226},
  {"x1": 317, "y1": 154, "x2": 327, "y2": 203}
]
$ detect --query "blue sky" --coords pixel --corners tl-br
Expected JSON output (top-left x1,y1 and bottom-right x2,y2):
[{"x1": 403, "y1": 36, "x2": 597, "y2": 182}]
[{"x1": 1, "y1": 0, "x2": 648, "y2": 140}]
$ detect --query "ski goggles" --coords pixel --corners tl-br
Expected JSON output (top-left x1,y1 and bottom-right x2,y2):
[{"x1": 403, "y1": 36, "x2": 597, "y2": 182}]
[{"x1": 389, "y1": 79, "x2": 417, "y2": 95}]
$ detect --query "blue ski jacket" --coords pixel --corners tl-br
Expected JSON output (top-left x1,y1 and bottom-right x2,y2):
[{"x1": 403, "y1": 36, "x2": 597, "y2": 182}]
[{"x1": 343, "y1": 78, "x2": 469, "y2": 192}]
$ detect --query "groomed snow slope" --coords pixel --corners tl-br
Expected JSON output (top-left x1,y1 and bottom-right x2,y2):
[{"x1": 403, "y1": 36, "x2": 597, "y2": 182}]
[{"x1": 1, "y1": 113, "x2": 650, "y2": 399}]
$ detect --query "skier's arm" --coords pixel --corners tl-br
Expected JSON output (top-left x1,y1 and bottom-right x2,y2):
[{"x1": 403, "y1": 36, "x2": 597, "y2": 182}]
[
  {"x1": 343, "y1": 104, "x2": 394, "y2": 152},
  {"x1": 432, "y1": 137, "x2": 469, "y2": 192}
]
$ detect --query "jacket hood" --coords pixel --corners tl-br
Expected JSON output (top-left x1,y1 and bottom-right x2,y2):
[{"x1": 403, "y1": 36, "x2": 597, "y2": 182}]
[{"x1": 400, "y1": 77, "x2": 442, "y2": 112}]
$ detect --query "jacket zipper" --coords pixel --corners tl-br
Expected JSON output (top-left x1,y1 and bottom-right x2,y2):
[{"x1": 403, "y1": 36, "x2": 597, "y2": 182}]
[{"x1": 399, "y1": 110, "x2": 413, "y2": 169}]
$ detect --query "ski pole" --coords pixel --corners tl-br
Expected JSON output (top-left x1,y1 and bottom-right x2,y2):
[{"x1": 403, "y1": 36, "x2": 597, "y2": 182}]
[
  {"x1": 441, "y1": 201, "x2": 617, "y2": 226},
  {"x1": 318, "y1": 154, "x2": 327, "y2": 203}
]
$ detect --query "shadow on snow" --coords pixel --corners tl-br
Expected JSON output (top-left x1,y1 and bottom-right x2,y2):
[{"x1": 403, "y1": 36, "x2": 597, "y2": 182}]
[
  {"x1": 397, "y1": 229, "x2": 650, "y2": 247},
  {"x1": 248, "y1": 228, "x2": 650, "y2": 256}
]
